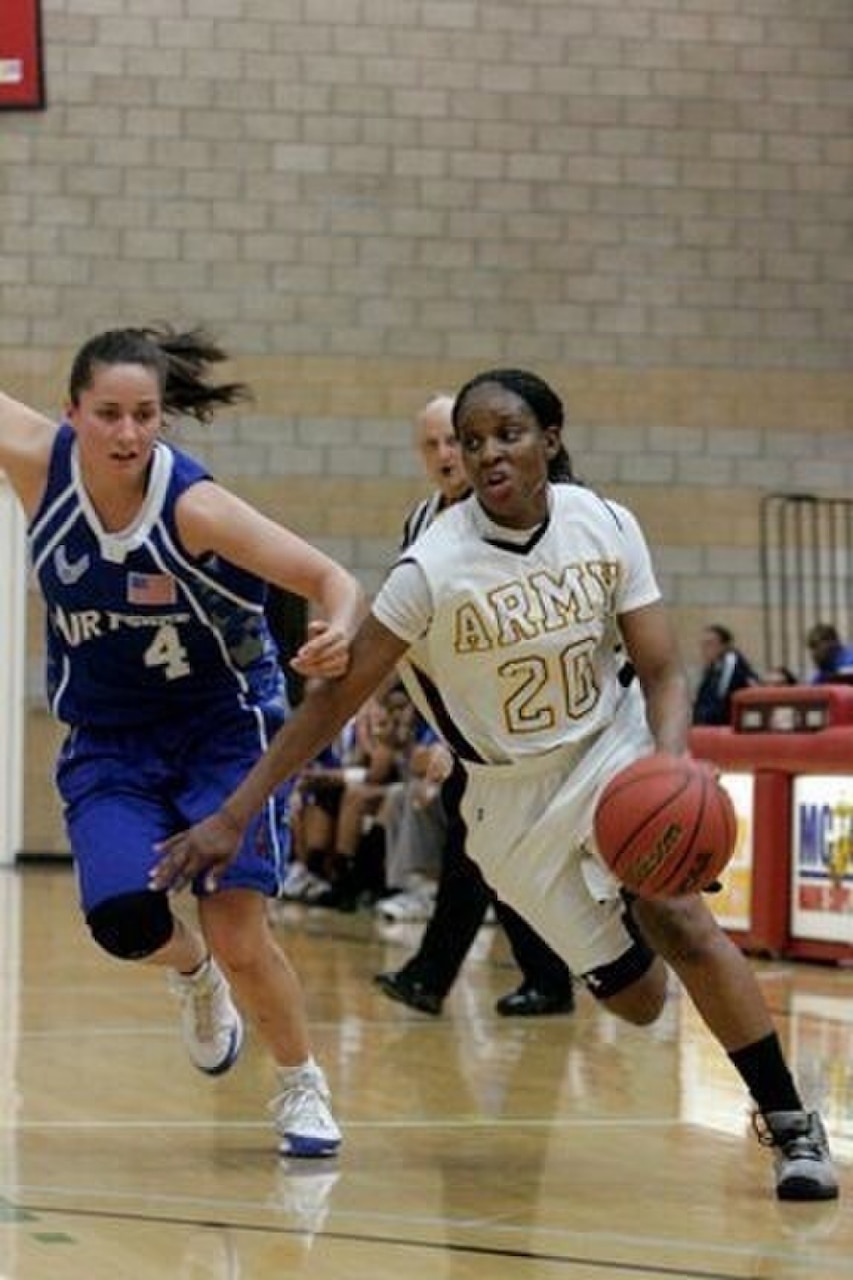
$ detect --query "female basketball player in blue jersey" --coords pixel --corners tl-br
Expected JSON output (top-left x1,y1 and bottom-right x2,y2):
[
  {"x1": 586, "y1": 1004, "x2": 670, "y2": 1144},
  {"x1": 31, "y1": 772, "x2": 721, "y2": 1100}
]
[
  {"x1": 0, "y1": 325, "x2": 365, "y2": 1158},
  {"x1": 155, "y1": 367, "x2": 838, "y2": 1202}
]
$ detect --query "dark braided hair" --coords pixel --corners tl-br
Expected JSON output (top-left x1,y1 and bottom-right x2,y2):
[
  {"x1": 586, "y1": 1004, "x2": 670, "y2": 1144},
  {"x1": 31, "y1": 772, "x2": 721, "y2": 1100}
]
[
  {"x1": 67, "y1": 325, "x2": 251, "y2": 424},
  {"x1": 452, "y1": 367, "x2": 576, "y2": 484}
]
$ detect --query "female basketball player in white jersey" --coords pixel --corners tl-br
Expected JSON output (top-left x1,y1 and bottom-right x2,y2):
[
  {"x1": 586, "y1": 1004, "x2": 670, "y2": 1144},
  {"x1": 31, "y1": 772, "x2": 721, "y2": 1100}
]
[
  {"x1": 0, "y1": 326, "x2": 366, "y2": 1158},
  {"x1": 155, "y1": 368, "x2": 837, "y2": 1201}
]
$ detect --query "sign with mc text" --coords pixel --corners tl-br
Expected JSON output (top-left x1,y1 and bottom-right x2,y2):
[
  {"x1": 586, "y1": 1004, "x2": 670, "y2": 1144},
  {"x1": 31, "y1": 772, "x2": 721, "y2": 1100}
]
[{"x1": 791, "y1": 775, "x2": 853, "y2": 947}]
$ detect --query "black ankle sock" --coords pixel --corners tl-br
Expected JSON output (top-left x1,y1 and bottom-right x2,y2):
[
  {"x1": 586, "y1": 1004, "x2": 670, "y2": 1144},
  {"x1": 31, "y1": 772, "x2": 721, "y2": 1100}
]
[{"x1": 728, "y1": 1032, "x2": 802, "y2": 1115}]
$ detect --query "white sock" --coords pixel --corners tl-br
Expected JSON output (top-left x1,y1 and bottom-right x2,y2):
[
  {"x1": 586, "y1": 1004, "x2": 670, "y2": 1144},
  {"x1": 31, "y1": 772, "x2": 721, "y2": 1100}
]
[{"x1": 278, "y1": 1056, "x2": 321, "y2": 1086}]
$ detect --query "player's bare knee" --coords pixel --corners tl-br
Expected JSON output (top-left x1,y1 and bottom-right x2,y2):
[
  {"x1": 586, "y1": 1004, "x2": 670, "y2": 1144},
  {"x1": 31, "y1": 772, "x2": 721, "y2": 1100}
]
[
  {"x1": 207, "y1": 933, "x2": 259, "y2": 976},
  {"x1": 200, "y1": 892, "x2": 272, "y2": 973},
  {"x1": 86, "y1": 890, "x2": 174, "y2": 961},
  {"x1": 632, "y1": 894, "x2": 721, "y2": 968},
  {"x1": 602, "y1": 968, "x2": 667, "y2": 1027}
]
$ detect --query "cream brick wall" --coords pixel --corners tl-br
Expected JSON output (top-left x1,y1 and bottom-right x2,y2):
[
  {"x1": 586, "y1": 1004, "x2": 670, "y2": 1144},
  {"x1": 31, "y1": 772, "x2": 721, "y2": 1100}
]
[
  {"x1": 2, "y1": 0, "x2": 850, "y2": 365},
  {"x1": 2, "y1": 0, "x2": 850, "y2": 850}
]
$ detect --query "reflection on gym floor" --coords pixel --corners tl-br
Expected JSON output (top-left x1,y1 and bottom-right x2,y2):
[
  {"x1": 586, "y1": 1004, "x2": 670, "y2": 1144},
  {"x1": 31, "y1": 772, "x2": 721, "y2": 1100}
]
[{"x1": 0, "y1": 866, "x2": 850, "y2": 1280}]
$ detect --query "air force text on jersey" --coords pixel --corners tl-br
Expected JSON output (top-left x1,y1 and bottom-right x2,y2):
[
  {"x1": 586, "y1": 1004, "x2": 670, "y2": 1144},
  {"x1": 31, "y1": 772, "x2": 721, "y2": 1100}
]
[{"x1": 51, "y1": 603, "x2": 192, "y2": 648}]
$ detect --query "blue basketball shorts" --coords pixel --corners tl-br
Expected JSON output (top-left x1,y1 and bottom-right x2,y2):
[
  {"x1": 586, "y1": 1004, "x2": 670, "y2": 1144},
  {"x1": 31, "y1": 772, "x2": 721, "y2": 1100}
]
[{"x1": 55, "y1": 702, "x2": 292, "y2": 914}]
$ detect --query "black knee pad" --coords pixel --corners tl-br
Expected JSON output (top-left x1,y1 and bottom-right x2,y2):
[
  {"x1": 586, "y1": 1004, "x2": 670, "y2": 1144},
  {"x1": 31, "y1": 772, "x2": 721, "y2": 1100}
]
[
  {"x1": 86, "y1": 890, "x2": 174, "y2": 960},
  {"x1": 582, "y1": 899, "x2": 657, "y2": 1001},
  {"x1": 582, "y1": 937, "x2": 657, "y2": 1001}
]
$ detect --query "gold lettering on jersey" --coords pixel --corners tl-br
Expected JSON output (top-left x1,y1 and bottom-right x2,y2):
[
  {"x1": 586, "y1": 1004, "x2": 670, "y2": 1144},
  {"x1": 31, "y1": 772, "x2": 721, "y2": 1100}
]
[
  {"x1": 454, "y1": 601, "x2": 493, "y2": 653},
  {"x1": 454, "y1": 559, "x2": 620, "y2": 651},
  {"x1": 500, "y1": 638, "x2": 601, "y2": 736},
  {"x1": 499, "y1": 655, "x2": 555, "y2": 733},
  {"x1": 488, "y1": 580, "x2": 540, "y2": 645},
  {"x1": 529, "y1": 567, "x2": 593, "y2": 629},
  {"x1": 531, "y1": 562, "x2": 619, "y2": 631},
  {"x1": 584, "y1": 560, "x2": 620, "y2": 607},
  {"x1": 562, "y1": 636, "x2": 600, "y2": 719}
]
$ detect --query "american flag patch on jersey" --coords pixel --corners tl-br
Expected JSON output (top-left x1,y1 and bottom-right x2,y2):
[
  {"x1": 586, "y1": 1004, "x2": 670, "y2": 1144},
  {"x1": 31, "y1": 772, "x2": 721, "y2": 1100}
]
[{"x1": 127, "y1": 571, "x2": 177, "y2": 605}]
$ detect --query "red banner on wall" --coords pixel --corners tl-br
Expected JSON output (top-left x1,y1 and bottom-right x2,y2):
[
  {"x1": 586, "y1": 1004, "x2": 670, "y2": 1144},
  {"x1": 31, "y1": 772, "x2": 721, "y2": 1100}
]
[{"x1": 0, "y1": 0, "x2": 44, "y2": 109}]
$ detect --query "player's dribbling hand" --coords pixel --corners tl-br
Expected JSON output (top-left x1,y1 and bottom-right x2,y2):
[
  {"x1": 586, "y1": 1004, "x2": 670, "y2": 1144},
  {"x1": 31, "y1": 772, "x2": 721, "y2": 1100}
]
[
  {"x1": 150, "y1": 811, "x2": 243, "y2": 894},
  {"x1": 290, "y1": 619, "x2": 350, "y2": 679}
]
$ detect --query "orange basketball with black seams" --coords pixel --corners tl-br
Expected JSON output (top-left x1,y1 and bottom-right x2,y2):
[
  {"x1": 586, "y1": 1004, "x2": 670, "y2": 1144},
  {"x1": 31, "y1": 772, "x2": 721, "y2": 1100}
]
[{"x1": 593, "y1": 752, "x2": 737, "y2": 899}]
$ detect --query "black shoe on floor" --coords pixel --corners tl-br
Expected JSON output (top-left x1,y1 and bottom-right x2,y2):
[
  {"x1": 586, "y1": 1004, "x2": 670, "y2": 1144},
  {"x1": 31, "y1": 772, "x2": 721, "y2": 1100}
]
[
  {"x1": 374, "y1": 970, "x2": 443, "y2": 1016},
  {"x1": 310, "y1": 885, "x2": 359, "y2": 913},
  {"x1": 495, "y1": 983, "x2": 575, "y2": 1018}
]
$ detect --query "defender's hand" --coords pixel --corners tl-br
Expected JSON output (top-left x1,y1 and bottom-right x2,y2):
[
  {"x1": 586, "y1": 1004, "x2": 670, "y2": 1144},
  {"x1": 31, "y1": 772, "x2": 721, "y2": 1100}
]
[
  {"x1": 291, "y1": 619, "x2": 350, "y2": 679},
  {"x1": 150, "y1": 810, "x2": 244, "y2": 894}
]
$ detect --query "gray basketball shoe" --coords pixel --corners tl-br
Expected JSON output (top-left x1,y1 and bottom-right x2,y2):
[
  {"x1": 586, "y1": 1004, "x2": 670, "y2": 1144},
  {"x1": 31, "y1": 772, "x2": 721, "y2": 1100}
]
[{"x1": 755, "y1": 1110, "x2": 839, "y2": 1201}]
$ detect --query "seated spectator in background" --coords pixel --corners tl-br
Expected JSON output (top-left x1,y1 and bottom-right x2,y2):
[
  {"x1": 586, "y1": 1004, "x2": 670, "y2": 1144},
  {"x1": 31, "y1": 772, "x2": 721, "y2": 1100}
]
[
  {"x1": 692, "y1": 624, "x2": 760, "y2": 725},
  {"x1": 373, "y1": 735, "x2": 450, "y2": 922},
  {"x1": 763, "y1": 665, "x2": 798, "y2": 687},
  {"x1": 284, "y1": 692, "x2": 406, "y2": 909},
  {"x1": 282, "y1": 742, "x2": 344, "y2": 904},
  {"x1": 806, "y1": 622, "x2": 853, "y2": 685}
]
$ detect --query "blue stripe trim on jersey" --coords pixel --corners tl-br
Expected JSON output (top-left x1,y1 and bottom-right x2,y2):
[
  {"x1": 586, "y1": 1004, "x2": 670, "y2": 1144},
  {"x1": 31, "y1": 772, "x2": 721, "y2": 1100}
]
[
  {"x1": 29, "y1": 486, "x2": 80, "y2": 574},
  {"x1": 31, "y1": 507, "x2": 85, "y2": 577},
  {"x1": 249, "y1": 702, "x2": 286, "y2": 885},
  {"x1": 51, "y1": 654, "x2": 72, "y2": 719},
  {"x1": 152, "y1": 518, "x2": 266, "y2": 614},
  {"x1": 29, "y1": 479, "x2": 77, "y2": 544}
]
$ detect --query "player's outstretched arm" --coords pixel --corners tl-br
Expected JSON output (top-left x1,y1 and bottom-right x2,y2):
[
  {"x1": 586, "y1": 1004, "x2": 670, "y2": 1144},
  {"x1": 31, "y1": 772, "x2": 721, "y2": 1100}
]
[
  {"x1": 0, "y1": 392, "x2": 57, "y2": 516},
  {"x1": 177, "y1": 481, "x2": 368, "y2": 678},
  {"x1": 150, "y1": 613, "x2": 410, "y2": 891}
]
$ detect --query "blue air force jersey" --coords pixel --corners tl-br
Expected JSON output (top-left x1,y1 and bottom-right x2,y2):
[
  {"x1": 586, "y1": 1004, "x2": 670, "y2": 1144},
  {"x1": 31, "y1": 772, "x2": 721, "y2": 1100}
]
[{"x1": 29, "y1": 424, "x2": 286, "y2": 727}]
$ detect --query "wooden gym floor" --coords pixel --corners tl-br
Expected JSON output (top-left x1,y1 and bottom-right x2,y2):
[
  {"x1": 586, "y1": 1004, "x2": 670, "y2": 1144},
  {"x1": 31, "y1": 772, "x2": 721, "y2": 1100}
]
[{"x1": 0, "y1": 865, "x2": 850, "y2": 1280}]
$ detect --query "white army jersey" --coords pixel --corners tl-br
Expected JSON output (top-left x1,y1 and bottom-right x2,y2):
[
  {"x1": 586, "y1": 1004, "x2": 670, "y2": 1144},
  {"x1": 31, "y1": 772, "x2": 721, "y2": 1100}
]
[{"x1": 372, "y1": 484, "x2": 660, "y2": 765}]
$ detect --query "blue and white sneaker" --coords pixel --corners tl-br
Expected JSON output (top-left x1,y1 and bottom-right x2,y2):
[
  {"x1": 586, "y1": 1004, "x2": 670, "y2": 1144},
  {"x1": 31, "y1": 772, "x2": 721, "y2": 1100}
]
[
  {"x1": 270, "y1": 1063, "x2": 342, "y2": 1158},
  {"x1": 169, "y1": 956, "x2": 244, "y2": 1076}
]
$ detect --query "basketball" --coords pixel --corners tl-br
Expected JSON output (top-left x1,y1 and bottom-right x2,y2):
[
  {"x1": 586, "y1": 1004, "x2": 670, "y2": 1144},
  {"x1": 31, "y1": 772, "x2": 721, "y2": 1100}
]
[{"x1": 593, "y1": 753, "x2": 737, "y2": 899}]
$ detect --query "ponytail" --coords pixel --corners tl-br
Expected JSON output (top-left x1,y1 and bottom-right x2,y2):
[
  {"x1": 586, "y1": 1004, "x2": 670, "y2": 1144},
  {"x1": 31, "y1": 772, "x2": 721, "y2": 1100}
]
[{"x1": 67, "y1": 325, "x2": 251, "y2": 424}]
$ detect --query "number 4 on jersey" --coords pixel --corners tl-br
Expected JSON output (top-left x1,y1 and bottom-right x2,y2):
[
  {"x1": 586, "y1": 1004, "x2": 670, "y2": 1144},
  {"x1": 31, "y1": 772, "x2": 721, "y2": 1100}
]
[{"x1": 143, "y1": 623, "x2": 191, "y2": 680}]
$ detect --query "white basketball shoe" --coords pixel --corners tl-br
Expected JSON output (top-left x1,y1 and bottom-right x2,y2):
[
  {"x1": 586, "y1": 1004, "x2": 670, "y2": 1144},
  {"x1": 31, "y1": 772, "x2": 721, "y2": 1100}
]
[
  {"x1": 169, "y1": 956, "x2": 244, "y2": 1076},
  {"x1": 269, "y1": 1061, "x2": 342, "y2": 1158}
]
